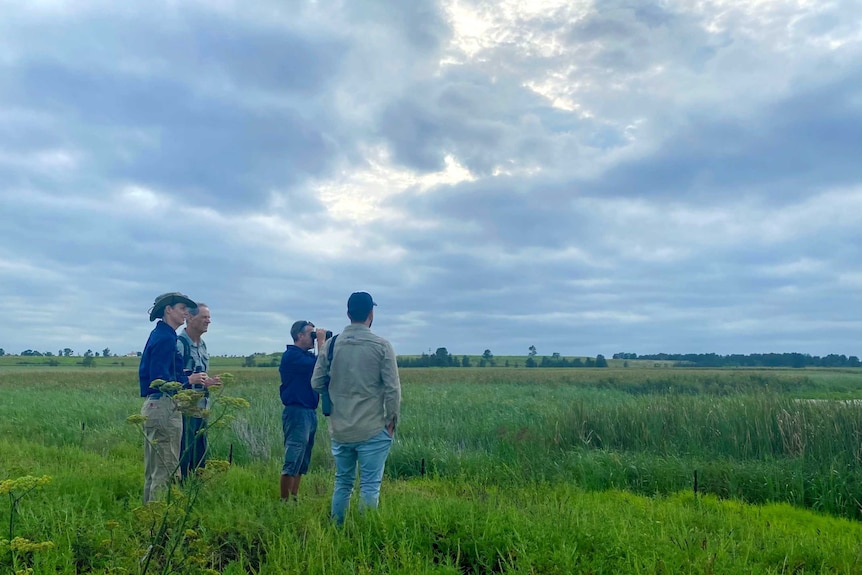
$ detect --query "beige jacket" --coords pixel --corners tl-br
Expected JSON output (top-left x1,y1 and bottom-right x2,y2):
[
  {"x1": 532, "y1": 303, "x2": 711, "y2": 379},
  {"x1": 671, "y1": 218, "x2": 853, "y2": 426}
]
[{"x1": 311, "y1": 323, "x2": 401, "y2": 443}]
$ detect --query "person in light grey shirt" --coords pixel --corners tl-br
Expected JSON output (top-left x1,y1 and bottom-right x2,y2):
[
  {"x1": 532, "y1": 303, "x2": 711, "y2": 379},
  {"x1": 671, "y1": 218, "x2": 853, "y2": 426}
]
[{"x1": 311, "y1": 291, "x2": 401, "y2": 524}]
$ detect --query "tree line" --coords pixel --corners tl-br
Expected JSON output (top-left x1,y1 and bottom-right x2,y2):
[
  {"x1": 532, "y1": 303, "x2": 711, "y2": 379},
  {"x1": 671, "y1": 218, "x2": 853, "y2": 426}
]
[
  {"x1": 613, "y1": 352, "x2": 861, "y2": 368},
  {"x1": 4, "y1": 348, "x2": 115, "y2": 358},
  {"x1": 396, "y1": 347, "x2": 609, "y2": 368}
]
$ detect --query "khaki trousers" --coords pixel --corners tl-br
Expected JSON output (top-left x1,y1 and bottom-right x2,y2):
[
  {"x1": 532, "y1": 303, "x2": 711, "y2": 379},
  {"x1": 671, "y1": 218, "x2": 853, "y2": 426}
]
[{"x1": 141, "y1": 395, "x2": 182, "y2": 503}]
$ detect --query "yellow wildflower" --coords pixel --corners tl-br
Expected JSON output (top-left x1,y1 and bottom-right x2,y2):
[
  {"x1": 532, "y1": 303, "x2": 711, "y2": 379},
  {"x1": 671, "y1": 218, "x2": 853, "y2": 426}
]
[
  {"x1": 206, "y1": 460, "x2": 231, "y2": 474},
  {"x1": 160, "y1": 381, "x2": 183, "y2": 393},
  {"x1": 105, "y1": 520, "x2": 120, "y2": 530},
  {"x1": 15, "y1": 568, "x2": 34, "y2": 575},
  {"x1": 10, "y1": 537, "x2": 55, "y2": 552},
  {"x1": 126, "y1": 414, "x2": 147, "y2": 425},
  {"x1": 0, "y1": 475, "x2": 52, "y2": 494},
  {"x1": 184, "y1": 529, "x2": 198, "y2": 539},
  {"x1": 217, "y1": 396, "x2": 250, "y2": 409},
  {"x1": 219, "y1": 372, "x2": 235, "y2": 385}
]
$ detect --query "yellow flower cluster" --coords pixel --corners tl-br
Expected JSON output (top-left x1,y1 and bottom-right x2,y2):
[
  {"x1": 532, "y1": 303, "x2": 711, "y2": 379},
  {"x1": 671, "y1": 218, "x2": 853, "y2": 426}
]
[
  {"x1": 173, "y1": 389, "x2": 206, "y2": 415},
  {"x1": 205, "y1": 459, "x2": 231, "y2": 474},
  {"x1": 15, "y1": 568, "x2": 34, "y2": 575},
  {"x1": 126, "y1": 414, "x2": 147, "y2": 425},
  {"x1": 217, "y1": 396, "x2": 250, "y2": 409},
  {"x1": 219, "y1": 372, "x2": 236, "y2": 385},
  {"x1": 0, "y1": 475, "x2": 52, "y2": 494},
  {"x1": 9, "y1": 537, "x2": 55, "y2": 552},
  {"x1": 160, "y1": 381, "x2": 183, "y2": 393}
]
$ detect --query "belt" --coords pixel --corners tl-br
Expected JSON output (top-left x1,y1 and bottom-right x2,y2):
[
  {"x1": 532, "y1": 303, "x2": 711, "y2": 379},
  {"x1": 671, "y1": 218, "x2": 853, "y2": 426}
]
[{"x1": 190, "y1": 384, "x2": 206, "y2": 391}]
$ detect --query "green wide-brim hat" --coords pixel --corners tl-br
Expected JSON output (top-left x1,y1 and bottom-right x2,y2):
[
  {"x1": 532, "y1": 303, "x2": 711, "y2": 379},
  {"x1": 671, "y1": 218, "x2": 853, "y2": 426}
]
[{"x1": 149, "y1": 292, "x2": 197, "y2": 321}]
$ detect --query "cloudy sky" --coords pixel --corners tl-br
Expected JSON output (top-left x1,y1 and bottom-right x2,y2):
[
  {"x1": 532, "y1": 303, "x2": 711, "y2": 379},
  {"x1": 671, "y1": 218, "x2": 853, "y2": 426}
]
[{"x1": 1, "y1": 0, "x2": 860, "y2": 358}]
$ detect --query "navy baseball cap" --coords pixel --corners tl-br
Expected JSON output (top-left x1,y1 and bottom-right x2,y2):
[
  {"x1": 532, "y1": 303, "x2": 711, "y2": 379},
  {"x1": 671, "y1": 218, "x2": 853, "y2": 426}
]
[{"x1": 347, "y1": 291, "x2": 377, "y2": 318}]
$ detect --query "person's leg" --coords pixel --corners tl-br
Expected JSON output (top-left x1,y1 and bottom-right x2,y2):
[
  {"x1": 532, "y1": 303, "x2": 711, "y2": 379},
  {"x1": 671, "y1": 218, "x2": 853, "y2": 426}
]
[
  {"x1": 194, "y1": 395, "x2": 210, "y2": 471},
  {"x1": 281, "y1": 406, "x2": 311, "y2": 501},
  {"x1": 293, "y1": 410, "x2": 317, "y2": 497},
  {"x1": 330, "y1": 440, "x2": 358, "y2": 524},
  {"x1": 179, "y1": 415, "x2": 193, "y2": 480},
  {"x1": 190, "y1": 416, "x2": 207, "y2": 472},
  {"x1": 143, "y1": 396, "x2": 182, "y2": 503},
  {"x1": 355, "y1": 430, "x2": 393, "y2": 513}
]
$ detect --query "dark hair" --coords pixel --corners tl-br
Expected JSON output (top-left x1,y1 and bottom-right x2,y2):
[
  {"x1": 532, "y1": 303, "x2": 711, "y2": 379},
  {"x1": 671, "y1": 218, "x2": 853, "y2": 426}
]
[
  {"x1": 188, "y1": 302, "x2": 208, "y2": 317},
  {"x1": 290, "y1": 320, "x2": 313, "y2": 342},
  {"x1": 348, "y1": 309, "x2": 371, "y2": 322}
]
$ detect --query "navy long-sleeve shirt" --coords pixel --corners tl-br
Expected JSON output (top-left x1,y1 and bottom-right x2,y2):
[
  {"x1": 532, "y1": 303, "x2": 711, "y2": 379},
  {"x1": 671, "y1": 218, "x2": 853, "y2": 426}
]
[
  {"x1": 139, "y1": 320, "x2": 189, "y2": 397},
  {"x1": 279, "y1": 345, "x2": 319, "y2": 409}
]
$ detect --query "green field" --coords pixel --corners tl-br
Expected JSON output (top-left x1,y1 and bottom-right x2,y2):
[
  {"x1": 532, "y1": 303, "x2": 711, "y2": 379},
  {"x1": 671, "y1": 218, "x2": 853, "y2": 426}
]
[{"x1": 2, "y1": 366, "x2": 862, "y2": 573}]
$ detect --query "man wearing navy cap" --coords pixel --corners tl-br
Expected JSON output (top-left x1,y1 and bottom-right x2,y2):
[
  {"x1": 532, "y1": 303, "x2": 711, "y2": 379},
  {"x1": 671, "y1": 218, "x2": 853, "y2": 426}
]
[
  {"x1": 139, "y1": 292, "x2": 209, "y2": 503},
  {"x1": 311, "y1": 291, "x2": 401, "y2": 524}
]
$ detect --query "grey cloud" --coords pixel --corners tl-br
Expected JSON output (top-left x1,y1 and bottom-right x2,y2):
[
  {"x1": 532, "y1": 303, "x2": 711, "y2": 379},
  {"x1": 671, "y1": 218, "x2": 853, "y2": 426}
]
[{"x1": 580, "y1": 68, "x2": 862, "y2": 202}]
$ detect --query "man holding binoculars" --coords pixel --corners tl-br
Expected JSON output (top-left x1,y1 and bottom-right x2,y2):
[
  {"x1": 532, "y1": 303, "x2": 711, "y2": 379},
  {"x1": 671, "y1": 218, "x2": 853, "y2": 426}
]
[{"x1": 278, "y1": 320, "x2": 328, "y2": 501}]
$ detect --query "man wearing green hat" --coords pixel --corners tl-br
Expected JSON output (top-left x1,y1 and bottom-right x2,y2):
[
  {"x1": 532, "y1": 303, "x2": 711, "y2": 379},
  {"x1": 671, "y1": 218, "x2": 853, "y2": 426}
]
[{"x1": 138, "y1": 292, "x2": 209, "y2": 503}]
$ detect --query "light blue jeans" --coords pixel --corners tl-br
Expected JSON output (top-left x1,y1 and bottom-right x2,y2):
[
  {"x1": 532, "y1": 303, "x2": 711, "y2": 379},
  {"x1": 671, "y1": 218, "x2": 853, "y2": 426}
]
[{"x1": 330, "y1": 429, "x2": 393, "y2": 524}]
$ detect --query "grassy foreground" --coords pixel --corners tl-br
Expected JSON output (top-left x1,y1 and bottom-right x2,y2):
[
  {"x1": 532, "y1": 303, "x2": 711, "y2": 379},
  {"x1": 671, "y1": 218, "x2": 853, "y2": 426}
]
[{"x1": 2, "y1": 367, "x2": 862, "y2": 573}]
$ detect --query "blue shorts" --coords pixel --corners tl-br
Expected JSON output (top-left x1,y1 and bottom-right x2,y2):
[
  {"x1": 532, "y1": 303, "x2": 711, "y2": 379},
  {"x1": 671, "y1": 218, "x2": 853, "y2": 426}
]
[{"x1": 281, "y1": 405, "x2": 317, "y2": 476}]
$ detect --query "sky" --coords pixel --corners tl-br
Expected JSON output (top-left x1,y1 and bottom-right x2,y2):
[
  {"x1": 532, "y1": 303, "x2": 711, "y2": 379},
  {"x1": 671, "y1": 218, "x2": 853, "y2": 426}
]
[{"x1": 1, "y1": 0, "x2": 861, "y2": 358}]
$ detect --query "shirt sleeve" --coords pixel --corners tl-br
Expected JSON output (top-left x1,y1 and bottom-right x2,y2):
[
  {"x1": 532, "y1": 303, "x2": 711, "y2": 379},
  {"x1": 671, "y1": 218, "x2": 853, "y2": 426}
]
[
  {"x1": 311, "y1": 344, "x2": 330, "y2": 393},
  {"x1": 381, "y1": 341, "x2": 401, "y2": 425}
]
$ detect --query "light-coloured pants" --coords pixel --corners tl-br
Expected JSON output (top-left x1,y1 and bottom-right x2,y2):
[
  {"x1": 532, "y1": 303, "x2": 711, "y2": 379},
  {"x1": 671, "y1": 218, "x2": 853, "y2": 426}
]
[
  {"x1": 330, "y1": 429, "x2": 393, "y2": 524},
  {"x1": 142, "y1": 395, "x2": 182, "y2": 503}
]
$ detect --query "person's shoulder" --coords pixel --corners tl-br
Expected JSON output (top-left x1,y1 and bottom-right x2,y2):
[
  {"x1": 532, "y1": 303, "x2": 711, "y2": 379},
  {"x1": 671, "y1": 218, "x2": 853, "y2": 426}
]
[
  {"x1": 367, "y1": 331, "x2": 394, "y2": 349},
  {"x1": 283, "y1": 345, "x2": 312, "y2": 358}
]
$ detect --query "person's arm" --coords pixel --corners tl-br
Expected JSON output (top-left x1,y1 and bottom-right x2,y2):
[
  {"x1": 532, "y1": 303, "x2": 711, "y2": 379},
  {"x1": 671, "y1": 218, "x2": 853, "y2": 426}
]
[
  {"x1": 381, "y1": 341, "x2": 401, "y2": 433},
  {"x1": 310, "y1": 344, "x2": 330, "y2": 393}
]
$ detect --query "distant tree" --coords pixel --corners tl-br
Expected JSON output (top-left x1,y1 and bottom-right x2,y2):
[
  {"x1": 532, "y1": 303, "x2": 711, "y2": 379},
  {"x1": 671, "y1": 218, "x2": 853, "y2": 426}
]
[
  {"x1": 434, "y1": 347, "x2": 451, "y2": 367},
  {"x1": 504, "y1": 360, "x2": 509, "y2": 367},
  {"x1": 596, "y1": 354, "x2": 608, "y2": 368},
  {"x1": 528, "y1": 345, "x2": 537, "y2": 357},
  {"x1": 58, "y1": 350, "x2": 62, "y2": 357},
  {"x1": 82, "y1": 349, "x2": 95, "y2": 367},
  {"x1": 243, "y1": 354, "x2": 256, "y2": 367},
  {"x1": 44, "y1": 351, "x2": 53, "y2": 356},
  {"x1": 0, "y1": 348, "x2": 4, "y2": 356},
  {"x1": 584, "y1": 357, "x2": 595, "y2": 367},
  {"x1": 136, "y1": 351, "x2": 142, "y2": 357},
  {"x1": 103, "y1": 348, "x2": 111, "y2": 359},
  {"x1": 482, "y1": 349, "x2": 494, "y2": 366},
  {"x1": 461, "y1": 355, "x2": 471, "y2": 367},
  {"x1": 525, "y1": 356, "x2": 537, "y2": 368},
  {"x1": 63, "y1": 348, "x2": 74, "y2": 357},
  {"x1": 94, "y1": 352, "x2": 100, "y2": 358},
  {"x1": 478, "y1": 359, "x2": 486, "y2": 368}
]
